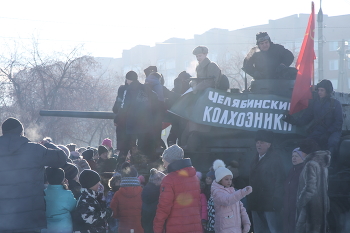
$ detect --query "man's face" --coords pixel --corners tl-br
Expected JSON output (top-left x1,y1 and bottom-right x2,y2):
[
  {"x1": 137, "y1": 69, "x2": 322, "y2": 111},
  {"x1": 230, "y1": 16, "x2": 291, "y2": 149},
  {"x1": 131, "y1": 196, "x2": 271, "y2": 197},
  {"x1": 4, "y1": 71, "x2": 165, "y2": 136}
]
[
  {"x1": 256, "y1": 140, "x2": 271, "y2": 155},
  {"x1": 258, "y1": 40, "x2": 270, "y2": 51},
  {"x1": 196, "y1": 53, "x2": 207, "y2": 63},
  {"x1": 318, "y1": 87, "x2": 327, "y2": 99},
  {"x1": 126, "y1": 79, "x2": 132, "y2": 85},
  {"x1": 219, "y1": 175, "x2": 232, "y2": 188}
]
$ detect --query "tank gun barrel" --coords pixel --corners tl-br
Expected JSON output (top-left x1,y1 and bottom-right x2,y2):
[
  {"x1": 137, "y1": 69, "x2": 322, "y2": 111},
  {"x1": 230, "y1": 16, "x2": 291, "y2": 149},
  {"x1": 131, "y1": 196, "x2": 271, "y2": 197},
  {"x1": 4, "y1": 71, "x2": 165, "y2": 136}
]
[{"x1": 39, "y1": 110, "x2": 115, "y2": 119}]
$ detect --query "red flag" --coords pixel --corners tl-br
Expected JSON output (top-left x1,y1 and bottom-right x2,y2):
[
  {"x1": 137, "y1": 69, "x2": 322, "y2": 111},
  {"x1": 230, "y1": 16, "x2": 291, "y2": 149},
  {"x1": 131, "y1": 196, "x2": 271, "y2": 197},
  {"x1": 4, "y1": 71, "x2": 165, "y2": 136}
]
[{"x1": 289, "y1": 2, "x2": 316, "y2": 115}]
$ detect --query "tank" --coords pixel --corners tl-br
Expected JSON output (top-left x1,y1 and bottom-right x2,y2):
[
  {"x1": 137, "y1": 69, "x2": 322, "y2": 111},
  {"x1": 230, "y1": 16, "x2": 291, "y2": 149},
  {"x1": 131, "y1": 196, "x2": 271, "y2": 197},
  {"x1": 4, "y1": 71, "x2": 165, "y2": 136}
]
[{"x1": 40, "y1": 79, "x2": 350, "y2": 232}]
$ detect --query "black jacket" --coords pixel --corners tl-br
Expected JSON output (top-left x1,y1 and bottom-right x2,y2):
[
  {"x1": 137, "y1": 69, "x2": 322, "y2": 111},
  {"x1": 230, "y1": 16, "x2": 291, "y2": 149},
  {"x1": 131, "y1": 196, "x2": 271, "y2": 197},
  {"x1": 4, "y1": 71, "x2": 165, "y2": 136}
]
[
  {"x1": 0, "y1": 134, "x2": 66, "y2": 232},
  {"x1": 141, "y1": 182, "x2": 161, "y2": 233},
  {"x1": 248, "y1": 149, "x2": 286, "y2": 211},
  {"x1": 243, "y1": 42, "x2": 294, "y2": 79},
  {"x1": 118, "y1": 80, "x2": 158, "y2": 135}
]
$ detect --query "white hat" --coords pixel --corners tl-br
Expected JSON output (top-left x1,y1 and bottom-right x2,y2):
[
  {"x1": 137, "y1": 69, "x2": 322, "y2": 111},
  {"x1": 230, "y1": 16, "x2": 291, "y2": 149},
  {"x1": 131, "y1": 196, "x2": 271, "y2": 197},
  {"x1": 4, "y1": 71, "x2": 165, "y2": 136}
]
[{"x1": 213, "y1": 160, "x2": 233, "y2": 183}]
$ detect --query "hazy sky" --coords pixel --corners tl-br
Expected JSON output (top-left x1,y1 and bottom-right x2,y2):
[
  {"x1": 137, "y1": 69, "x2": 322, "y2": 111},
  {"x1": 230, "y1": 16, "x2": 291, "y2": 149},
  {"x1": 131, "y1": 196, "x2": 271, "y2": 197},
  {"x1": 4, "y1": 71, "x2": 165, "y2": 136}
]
[{"x1": 1, "y1": 0, "x2": 349, "y2": 58}]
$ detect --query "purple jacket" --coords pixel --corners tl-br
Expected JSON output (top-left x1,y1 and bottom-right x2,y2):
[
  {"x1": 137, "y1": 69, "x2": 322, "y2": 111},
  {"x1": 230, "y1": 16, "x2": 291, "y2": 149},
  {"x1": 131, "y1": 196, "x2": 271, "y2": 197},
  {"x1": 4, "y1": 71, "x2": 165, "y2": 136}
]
[{"x1": 211, "y1": 181, "x2": 251, "y2": 233}]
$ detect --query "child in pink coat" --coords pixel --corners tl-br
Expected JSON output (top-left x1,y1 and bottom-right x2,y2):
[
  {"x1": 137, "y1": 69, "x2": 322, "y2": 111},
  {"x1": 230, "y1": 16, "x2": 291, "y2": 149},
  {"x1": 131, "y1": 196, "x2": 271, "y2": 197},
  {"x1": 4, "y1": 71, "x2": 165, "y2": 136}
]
[{"x1": 211, "y1": 160, "x2": 252, "y2": 233}]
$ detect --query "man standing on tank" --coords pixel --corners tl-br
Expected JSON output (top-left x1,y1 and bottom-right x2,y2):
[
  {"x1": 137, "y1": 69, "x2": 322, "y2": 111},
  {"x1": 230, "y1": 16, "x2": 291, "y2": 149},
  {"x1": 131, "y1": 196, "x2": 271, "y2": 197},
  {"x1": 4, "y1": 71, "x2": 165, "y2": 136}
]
[
  {"x1": 191, "y1": 46, "x2": 221, "y2": 93},
  {"x1": 243, "y1": 32, "x2": 296, "y2": 80}
]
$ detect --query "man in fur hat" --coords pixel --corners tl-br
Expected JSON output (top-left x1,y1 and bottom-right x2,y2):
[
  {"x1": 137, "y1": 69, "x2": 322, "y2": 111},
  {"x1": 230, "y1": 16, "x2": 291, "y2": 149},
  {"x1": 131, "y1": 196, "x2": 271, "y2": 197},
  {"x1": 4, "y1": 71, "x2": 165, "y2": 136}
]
[
  {"x1": 243, "y1": 32, "x2": 296, "y2": 80},
  {"x1": 191, "y1": 45, "x2": 221, "y2": 94},
  {"x1": 283, "y1": 79, "x2": 343, "y2": 156}
]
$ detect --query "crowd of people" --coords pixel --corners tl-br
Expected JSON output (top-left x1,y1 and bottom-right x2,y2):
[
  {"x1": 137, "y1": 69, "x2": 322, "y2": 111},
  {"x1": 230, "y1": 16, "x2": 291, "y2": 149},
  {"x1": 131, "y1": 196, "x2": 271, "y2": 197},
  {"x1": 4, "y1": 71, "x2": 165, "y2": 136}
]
[
  {"x1": 0, "y1": 116, "x2": 332, "y2": 233},
  {"x1": 0, "y1": 31, "x2": 341, "y2": 233}
]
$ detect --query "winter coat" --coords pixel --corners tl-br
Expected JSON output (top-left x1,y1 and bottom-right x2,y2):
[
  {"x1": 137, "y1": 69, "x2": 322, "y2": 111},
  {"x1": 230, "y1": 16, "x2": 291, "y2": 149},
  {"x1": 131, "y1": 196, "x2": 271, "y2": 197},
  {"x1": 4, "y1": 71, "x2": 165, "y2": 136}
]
[
  {"x1": 153, "y1": 158, "x2": 202, "y2": 233},
  {"x1": 192, "y1": 57, "x2": 221, "y2": 93},
  {"x1": 0, "y1": 134, "x2": 66, "y2": 232},
  {"x1": 248, "y1": 149, "x2": 285, "y2": 211},
  {"x1": 42, "y1": 185, "x2": 77, "y2": 233},
  {"x1": 206, "y1": 196, "x2": 216, "y2": 232},
  {"x1": 113, "y1": 84, "x2": 128, "y2": 124},
  {"x1": 295, "y1": 150, "x2": 331, "y2": 233},
  {"x1": 283, "y1": 163, "x2": 304, "y2": 233},
  {"x1": 119, "y1": 80, "x2": 158, "y2": 135},
  {"x1": 74, "y1": 188, "x2": 112, "y2": 233},
  {"x1": 211, "y1": 181, "x2": 251, "y2": 233},
  {"x1": 200, "y1": 193, "x2": 208, "y2": 221},
  {"x1": 110, "y1": 185, "x2": 143, "y2": 233},
  {"x1": 142, "y1": 182, "x2": 161, "y2": 233},
  {"x1": 146, "y1": 73, "x2": 164, "y2": 102},
  {"x1": 243, "y1": 42, "x2": 294, "y2": 79},
  {"x1": 105, "y1": 189, "x2": 120, "y2": 233},
  {"x1": 293, "y1": 96, "x2": 343, "y2": 149}
]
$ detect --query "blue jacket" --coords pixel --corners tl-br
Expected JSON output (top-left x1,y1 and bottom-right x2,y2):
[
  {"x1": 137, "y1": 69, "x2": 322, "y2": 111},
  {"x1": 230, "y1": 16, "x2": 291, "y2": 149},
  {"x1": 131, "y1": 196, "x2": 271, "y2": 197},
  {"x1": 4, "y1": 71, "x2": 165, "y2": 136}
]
[
  {"x1": 295, "y1": 96, "x2": 343, "y2": 139},
  {"x1": 146, "y1": 74, "x2": 164, "y2": 102},
  {"x1": 43, "y1": 185, "x2": 76, "y2": 232}
]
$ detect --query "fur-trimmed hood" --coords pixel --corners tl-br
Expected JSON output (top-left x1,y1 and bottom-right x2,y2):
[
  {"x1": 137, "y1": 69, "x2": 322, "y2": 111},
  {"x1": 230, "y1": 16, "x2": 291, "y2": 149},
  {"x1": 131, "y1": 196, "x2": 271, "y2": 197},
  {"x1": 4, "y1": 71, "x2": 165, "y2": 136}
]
[{"x1": 304, "y1": 150, "x2": 331, "y2": 168}]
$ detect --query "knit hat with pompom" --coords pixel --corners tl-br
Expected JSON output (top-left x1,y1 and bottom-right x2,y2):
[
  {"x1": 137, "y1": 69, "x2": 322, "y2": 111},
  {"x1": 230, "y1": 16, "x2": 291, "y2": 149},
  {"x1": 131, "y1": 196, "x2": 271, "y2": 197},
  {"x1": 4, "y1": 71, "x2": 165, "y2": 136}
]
[{"x1": 213, "y1": 160, "x2": 233, "y2": 183}]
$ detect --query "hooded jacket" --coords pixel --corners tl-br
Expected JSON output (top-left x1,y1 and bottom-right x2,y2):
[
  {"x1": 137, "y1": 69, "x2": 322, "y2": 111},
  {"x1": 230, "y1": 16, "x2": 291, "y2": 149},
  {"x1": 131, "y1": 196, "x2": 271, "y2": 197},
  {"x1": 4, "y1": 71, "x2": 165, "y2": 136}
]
[
  {"x1": 0, "y1": 134, "x2": 66, "y2": 232},
  {"x1": 110, "y1": 185, "x2": 143, "y2": 233},
  {"x1": 42, "y1": 185, "x2": 77, "y2": 232},
  {"x1": 211, "y1": 181, "x2": 251, "y2": 233},
  {"x1": 153, "y1": 158, "x2": 202, "y2": 233},
  {"x1": 295, "y1": 150, "x2": 331, "y2": 233}
]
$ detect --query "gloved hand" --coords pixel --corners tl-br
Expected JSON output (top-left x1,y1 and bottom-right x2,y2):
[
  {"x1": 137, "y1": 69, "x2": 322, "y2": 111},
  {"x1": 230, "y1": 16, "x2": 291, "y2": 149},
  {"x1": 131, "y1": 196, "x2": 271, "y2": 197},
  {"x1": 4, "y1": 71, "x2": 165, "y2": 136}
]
[{"x1": 243, "y1": 224, "x2": 251, "y2": 233}]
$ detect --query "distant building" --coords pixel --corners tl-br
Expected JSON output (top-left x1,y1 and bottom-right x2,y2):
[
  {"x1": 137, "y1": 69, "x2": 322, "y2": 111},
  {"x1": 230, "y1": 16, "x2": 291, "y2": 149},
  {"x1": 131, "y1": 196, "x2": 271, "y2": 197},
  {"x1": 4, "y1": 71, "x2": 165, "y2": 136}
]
[{"x1": 103, "y1": 14, "x2": 350, "y2": 92}]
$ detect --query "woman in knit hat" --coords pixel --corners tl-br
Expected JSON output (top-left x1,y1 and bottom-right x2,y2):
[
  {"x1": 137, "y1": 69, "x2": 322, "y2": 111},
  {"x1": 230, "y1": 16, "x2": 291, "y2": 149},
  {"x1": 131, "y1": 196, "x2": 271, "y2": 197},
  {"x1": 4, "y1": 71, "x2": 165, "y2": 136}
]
[
  {"x1": 283, "y1": 145, "x2": 310, "y2": 233},
  {"x1": 43, "y1": 167, "x2": 76, "y2": 233},
  {"x1": 211, "y1": 160, "x2": 252, "y2": 233},
  {"x1": 74, "y1": 169, "x2": 112, "y2": 232},
  {"x1": 110, "y1": 162, "x2": 143, "y2": 233},
  {"x1": 141, "y1": 168, "x2": 166, "y2": 233}
]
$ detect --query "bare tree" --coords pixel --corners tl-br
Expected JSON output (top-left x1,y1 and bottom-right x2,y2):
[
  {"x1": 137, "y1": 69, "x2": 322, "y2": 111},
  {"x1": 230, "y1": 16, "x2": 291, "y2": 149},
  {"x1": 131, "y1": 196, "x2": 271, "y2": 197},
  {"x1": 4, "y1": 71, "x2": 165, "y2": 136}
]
[
  {"x1": 0, "y1": 40, "x2": 120, "y2": 147},
  {"x1": 217, "y1": 50, "x2": 253, "y2": 92}
]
